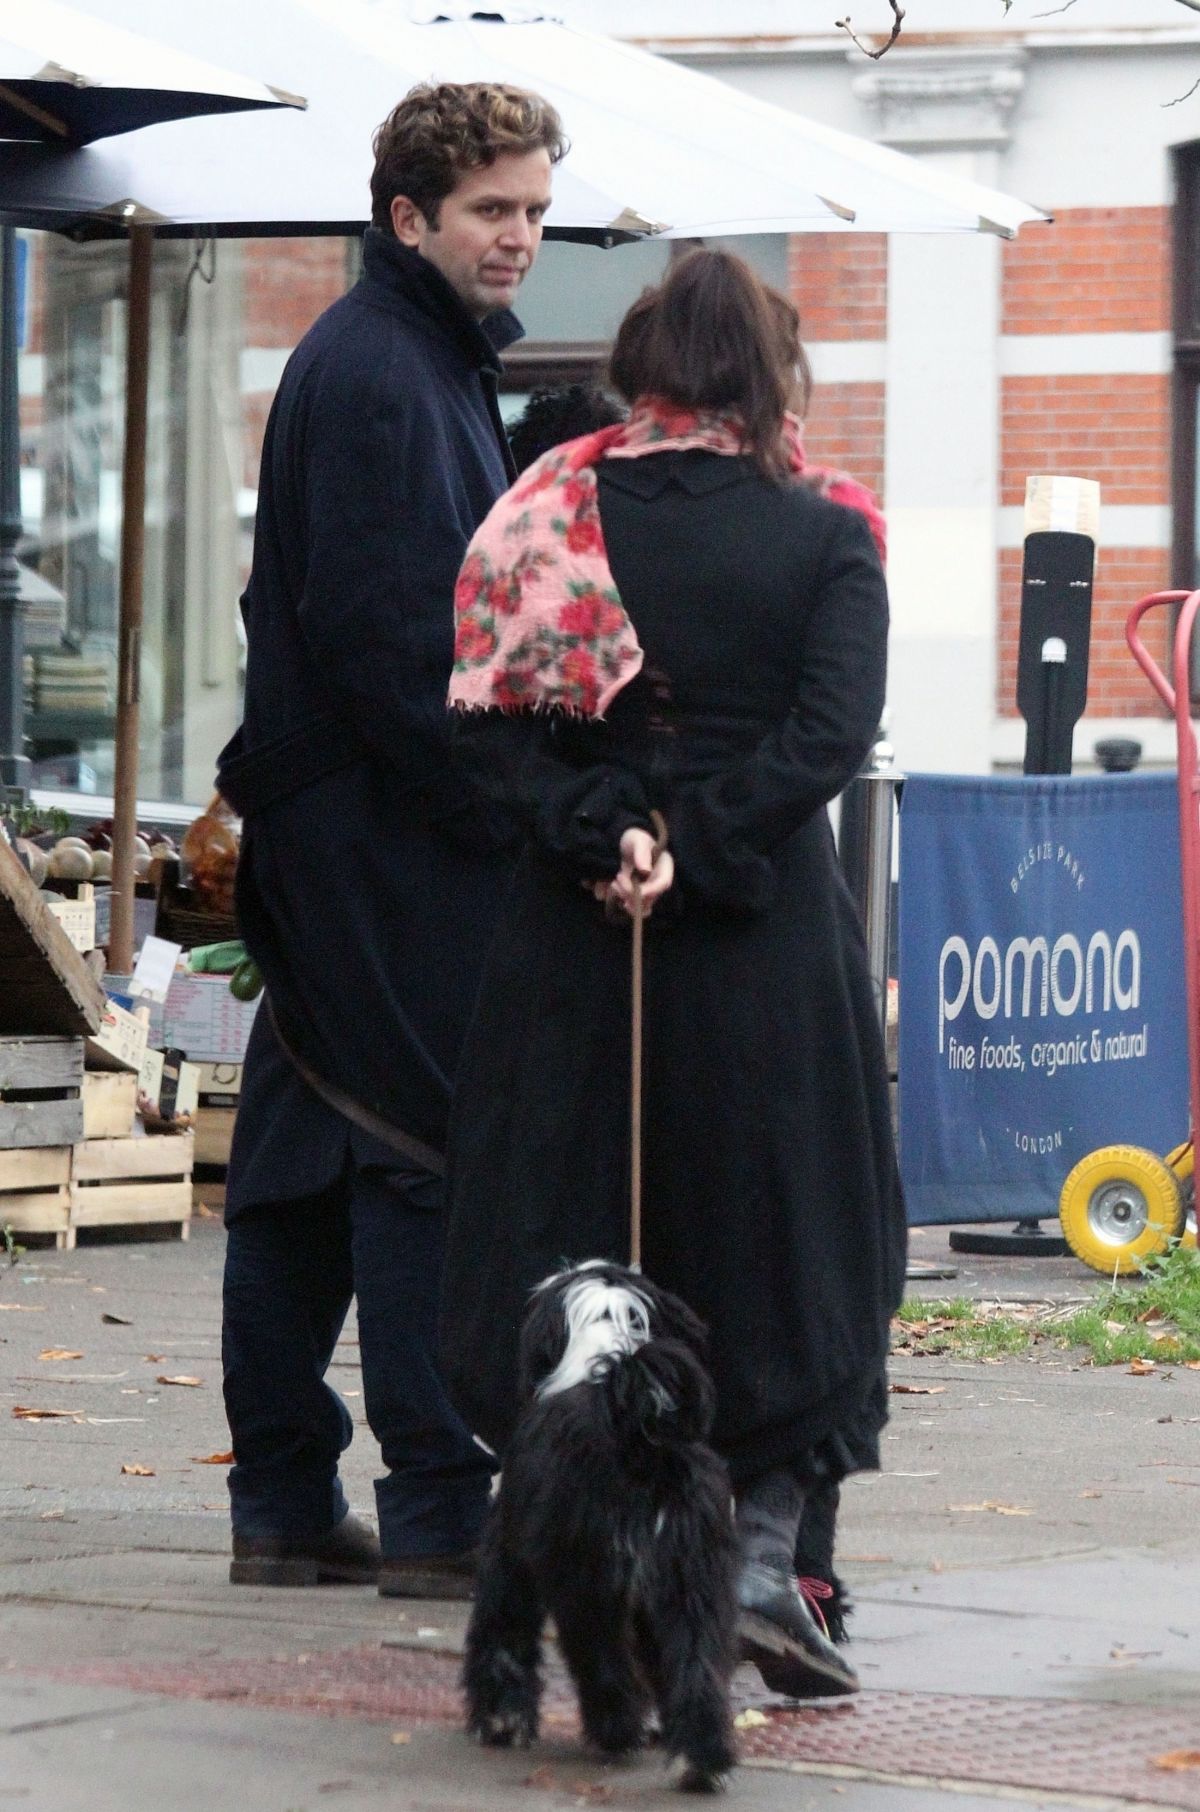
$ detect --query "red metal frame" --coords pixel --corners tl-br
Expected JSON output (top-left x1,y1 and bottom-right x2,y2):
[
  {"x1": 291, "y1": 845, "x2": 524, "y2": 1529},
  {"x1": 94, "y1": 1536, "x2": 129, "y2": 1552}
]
[{"x1": 1125, "y1": 590, "x2": 1200, "y2": 1151}]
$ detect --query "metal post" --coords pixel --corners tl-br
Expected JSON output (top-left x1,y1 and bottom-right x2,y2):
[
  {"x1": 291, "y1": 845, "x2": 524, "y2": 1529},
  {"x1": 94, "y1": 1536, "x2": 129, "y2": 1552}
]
[
  {"x1": 109, "y1": 224, "x2": 154, "y2": 976},
  {"x1": 838, "y1": 736, "x2": 903, "y2": 1037},
  {"x1": 0, "y1": 224, "x2": 29, "y2": 794}
]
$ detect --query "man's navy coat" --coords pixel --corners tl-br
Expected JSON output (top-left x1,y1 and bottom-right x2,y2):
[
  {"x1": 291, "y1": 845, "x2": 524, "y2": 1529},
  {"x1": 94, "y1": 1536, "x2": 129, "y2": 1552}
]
[{"x1": 217, "y1": 228, "x2": 520, "y2": 1215}]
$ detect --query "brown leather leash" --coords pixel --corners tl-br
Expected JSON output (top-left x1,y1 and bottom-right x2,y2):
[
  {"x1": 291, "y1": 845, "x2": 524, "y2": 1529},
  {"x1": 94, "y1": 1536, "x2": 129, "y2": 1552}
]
[{"x1": 628, "y1": 810, "x2": 668, "y2": 1273}]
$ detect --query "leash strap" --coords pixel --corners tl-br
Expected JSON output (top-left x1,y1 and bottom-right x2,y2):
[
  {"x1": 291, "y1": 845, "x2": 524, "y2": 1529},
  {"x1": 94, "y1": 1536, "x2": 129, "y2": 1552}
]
[
  {"x1": 629, "y1": 810, "x2": 667, "y2": 1272},
  {"x1": 267, "y1": 999, "x2": 447, "y2": 1177}
]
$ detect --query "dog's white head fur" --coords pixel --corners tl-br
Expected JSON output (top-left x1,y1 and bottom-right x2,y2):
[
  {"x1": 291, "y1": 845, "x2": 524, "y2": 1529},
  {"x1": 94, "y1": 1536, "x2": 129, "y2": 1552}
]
[{"x1": 534, "y1": 1260, "x2": 652, "y2": 1399}]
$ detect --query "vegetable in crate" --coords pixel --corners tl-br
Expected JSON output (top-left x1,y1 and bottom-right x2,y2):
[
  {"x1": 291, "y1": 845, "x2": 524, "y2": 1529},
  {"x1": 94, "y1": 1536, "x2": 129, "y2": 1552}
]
[{"x1": 182, "y1": 795, "x2": 239, "y2": 917}]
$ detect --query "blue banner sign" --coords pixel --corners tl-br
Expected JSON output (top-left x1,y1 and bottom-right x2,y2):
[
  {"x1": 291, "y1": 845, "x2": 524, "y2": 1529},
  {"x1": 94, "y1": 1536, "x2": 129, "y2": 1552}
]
[{"x1": 898, "y1": 773, "x2": 1188, "y2": 1225}]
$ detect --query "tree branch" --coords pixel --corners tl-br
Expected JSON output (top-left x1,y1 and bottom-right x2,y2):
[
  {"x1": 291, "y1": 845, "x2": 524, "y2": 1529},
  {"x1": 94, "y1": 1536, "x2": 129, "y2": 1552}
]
[
  {"x1": 835, "y1": 0, "x2": 906, "y2": 60},
  {"x1": 834, "y1": 0, "x2": 1200, "y2": 56}
]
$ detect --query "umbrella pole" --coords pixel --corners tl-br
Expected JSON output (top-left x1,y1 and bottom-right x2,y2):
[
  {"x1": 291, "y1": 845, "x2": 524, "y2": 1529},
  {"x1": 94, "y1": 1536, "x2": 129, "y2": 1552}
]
[
  {"x1": 108, "y1": 223, "x2": 154, "y2": 978},
  {"x1": 0, "y1": 225, "x2": 29, "y2": 794}
]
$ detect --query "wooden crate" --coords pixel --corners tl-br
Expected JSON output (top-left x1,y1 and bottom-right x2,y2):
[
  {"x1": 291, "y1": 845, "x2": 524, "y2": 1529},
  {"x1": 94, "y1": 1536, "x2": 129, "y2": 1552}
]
[
  {"x1": 0, "y1": 844, "x2": 105, "y2": 1036},
  {"x1": 70, "y1": 1132, "x2": 193, "y2": 1237},
  {"x1": 193, "y1": 1104, "x2": 235, "y2": 1170},
  {"x1": 0, "y1": 1034, "x2": 84, "y2": 1150},
  {"x1": 81, "y1": 1070, "x2": 138, "y2": 1140},
  {"x1": 0, "y1": 1145, "x2": 72, "y2": 1249}
]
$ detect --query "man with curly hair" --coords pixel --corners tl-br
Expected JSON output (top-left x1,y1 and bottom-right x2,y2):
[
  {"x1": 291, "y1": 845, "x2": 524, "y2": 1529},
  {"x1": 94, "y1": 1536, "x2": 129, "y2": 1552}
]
[{"x1": 215, "y1": 83, "x2": 565, "y2": 1599}]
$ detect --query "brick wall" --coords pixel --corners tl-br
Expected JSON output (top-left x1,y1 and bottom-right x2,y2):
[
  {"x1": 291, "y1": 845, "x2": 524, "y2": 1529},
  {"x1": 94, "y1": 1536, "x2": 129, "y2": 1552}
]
[
  {"x1": 790, "y1": 232, "x2": 887, "y2": 340},
  {"x1": 243, "y1": 238, "x2": 350, "y2": 348},
  {"x1": 1001, "y1": 208, "x2": 1170, "y2": 338},
  {"x1": 1000, "y1": 374, "x2": 1171, "y2": 508},
  {"x1": 804, "y1": 381, "x2": 885, "y2": 498},
  {"x1": 790, "y1": 233, "x2": 887, "y2": 504},
  {"x1": 996, "y1": 206, "x2": 1175, "y2": 722}
]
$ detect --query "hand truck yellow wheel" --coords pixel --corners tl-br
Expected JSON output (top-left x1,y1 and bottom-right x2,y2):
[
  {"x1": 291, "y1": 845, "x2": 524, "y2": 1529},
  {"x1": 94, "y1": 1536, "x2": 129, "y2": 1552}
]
[{"x1": 1058, "y1": 1145, "x2": 1186, "y2": 1276}]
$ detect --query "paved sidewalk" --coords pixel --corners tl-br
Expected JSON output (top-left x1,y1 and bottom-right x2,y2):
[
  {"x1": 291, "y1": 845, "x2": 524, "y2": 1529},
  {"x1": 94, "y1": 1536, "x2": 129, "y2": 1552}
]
[{"x1": 1, "y1": 1214, "x2": 1198, "y2": 1811}]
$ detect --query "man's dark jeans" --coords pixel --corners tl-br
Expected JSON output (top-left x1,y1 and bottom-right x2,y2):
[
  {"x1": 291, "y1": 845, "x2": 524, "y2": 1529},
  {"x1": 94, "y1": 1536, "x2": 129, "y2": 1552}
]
[{"x1": 222, "y1": 1163, "x2": 494, "y2": 1557}]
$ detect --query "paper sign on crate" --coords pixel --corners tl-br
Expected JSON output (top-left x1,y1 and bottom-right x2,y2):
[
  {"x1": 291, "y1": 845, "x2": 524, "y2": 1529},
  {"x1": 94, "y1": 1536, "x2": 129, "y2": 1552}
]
[
  {"x1": 156, "y1": 973, "x2": 260, "y2": 1064},
  {"x1": 86, "y1": 997, "x2": 150, "y2": 1074}
]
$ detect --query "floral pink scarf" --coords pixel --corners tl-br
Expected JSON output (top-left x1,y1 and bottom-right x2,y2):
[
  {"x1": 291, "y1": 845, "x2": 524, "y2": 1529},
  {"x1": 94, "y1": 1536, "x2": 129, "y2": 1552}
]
[{"x1": 449, "y1": 397, "x2": 886, "y2": 720}]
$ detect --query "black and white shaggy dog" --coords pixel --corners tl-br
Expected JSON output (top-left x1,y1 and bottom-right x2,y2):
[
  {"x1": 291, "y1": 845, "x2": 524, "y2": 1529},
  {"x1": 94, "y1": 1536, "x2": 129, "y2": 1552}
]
[{"x1": 463, "y1": 1261, "x2": 739, "y2": 1792}]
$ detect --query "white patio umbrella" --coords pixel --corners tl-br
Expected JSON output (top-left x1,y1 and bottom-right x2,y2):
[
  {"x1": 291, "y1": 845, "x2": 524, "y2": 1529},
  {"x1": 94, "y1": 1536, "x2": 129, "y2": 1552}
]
[
  {"x1": 0, "y1": 0, "x2": 1045, "y2": 242},
  {"x1": 2, "y1": 1, "x2": 1045, "y2": 970},
  {"x1": 0, "y1": 0, "x2": 301, "y2": 143}
]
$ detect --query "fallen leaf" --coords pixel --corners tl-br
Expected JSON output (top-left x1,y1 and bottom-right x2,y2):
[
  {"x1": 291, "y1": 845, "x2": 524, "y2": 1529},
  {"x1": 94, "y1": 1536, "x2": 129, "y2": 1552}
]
[
  {"x1": 889, "y1": 1383, "x2": 946, "y2": 1396},
  {"x1": 522, "y1": 1765, "x2": 558, "y2": 1789},
  {"x1": 1080, "y1": 1490, "x2": 1102, "y2": 1499},
  {"x1": 120, "y1": 1463, "x2": 154, "y2": 1476},
  {"x1": 101, "y1": 1313, "x2": 132, "y2": 1325},
  {"x1": 1186, "y1": 1361, "x2": 1200, "y2": 1371},
  {"x1": 190, "y1": 1451, "x2": 233, "y2": 1465},
  {"x1": 1104, "y1": 1320, "x2": 1126, "y2": 1335},
  {"x1": 569, "y1": 1785, "x2": 613, "y2": 1804},
  {"x1": 948, "y1": 1501, "x2": 1033, "y2": 1516},
  {"x1": 37, "y1": 1349, "x2": 83, "y2": 1363},
  {"x1": 1152, "y1": 1751, "x2": 1200, "y2": 1772},
  {"x1": 389, "y1": 1732, "x2": 411, "y2": 1746},
  {"x1": 0, "y1": 1303, "x2": 44, "y2": 1312},
  {"x1": 143, "y1": 1354, "x2": 164, "y2": 1363},
  {"x1": 1128, "y1": 1358, "x2": 1157, "y2": 1376},
  {"x1": 11, "y1": 1405, "x2": 81, "y2": 1421},
  {"x1": 1137, "y1": 1305, "x2": 1165, "y2": 1323},
  {"x1": 155, "y1": 1375, "x2": 203, "y2": 1388},
  {"x1": 734, "y1": 1709, "x2": 769, "y2": 1730},
  {"x1": 194, "y1": 1201, "x2": 217, "y2": 1219}
]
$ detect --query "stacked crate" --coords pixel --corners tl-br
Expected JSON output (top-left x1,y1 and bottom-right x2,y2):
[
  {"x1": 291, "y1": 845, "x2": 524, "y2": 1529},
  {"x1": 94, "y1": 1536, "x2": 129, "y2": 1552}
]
[
  {"x1": 0, "y1": 845, "x2": 193, "y2": 1247},
  {"x1": 0, "y1": 1034, "x2": 83, "y2": 1251}
]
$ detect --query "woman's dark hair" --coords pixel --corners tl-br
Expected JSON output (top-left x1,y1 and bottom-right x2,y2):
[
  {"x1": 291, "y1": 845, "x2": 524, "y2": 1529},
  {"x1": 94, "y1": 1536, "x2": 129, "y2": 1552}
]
[
  {"x1": 608, "y1": 250, "x2": 812, "y2": 479},
  {"x1": 507, "y1": 384, "x2": 626, "y2": 472}
]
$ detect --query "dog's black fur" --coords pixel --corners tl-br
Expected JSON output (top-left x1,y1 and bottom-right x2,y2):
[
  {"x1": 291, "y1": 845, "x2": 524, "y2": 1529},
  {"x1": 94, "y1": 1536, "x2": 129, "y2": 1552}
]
[{"x1": 463, "y1": 1261, "x2": 739, "y2": 1791}]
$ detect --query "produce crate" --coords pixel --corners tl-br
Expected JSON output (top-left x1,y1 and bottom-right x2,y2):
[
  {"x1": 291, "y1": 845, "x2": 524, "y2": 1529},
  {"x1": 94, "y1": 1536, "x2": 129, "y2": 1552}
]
[
  {"x1": 81, "y1": 1070, "x2": 138, "y2": 1140},
  {"x1": 0, "y1": 1034, "x2": 84, "y2": 1150},
  {"x1": 154, "y1": 860, "x2": 237, "y2": 953},
  {"x1": 69, "y1": 1132, "x2": 193, "y2": 1238},
  {"x1": 0, "y1": 1145, "x2": 72, "y2": 1249}
]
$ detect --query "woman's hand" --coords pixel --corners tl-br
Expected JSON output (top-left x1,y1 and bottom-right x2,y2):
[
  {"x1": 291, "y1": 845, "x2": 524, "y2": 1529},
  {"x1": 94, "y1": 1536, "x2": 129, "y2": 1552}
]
[{"x1": 600, "y1": 825, "x2": 675, "y2": 919}]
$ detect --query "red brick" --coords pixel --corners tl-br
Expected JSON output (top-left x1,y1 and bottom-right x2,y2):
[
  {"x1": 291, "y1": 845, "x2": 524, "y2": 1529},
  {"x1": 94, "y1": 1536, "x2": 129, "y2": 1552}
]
[
  {"x1": 790, "y1": 234, "x2": 887, "y2": 341},
  {"x1": 802, "y1": 382, "x2": 885, "y2": 500},
  {"x1": 1001, "y1": 208, "x2": 1170, "y2": 337},
  {"x1": 1000, "y1": 375, "x2": 1169, "y2": 506}
]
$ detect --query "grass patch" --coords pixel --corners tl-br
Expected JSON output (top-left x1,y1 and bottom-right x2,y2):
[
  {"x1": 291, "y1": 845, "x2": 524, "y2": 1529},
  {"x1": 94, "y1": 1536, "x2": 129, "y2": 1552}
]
[{"x1": 894, "y1": 1243, "x2": 1200, "y2": 1367}]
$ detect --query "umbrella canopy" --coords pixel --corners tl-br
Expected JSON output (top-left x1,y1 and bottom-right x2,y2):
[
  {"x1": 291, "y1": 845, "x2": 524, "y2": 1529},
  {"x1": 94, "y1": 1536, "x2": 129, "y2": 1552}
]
[
  {"x1": 0, "y1": 0, "x2": 303, "y2": 145},
  {"x1": 0, "y1": 0, "x2": 1044, "y2": 242}
]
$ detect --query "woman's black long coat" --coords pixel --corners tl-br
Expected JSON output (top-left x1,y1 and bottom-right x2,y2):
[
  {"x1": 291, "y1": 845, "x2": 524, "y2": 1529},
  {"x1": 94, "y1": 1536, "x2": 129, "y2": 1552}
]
[{"x1": 441, "y1": 451, "x2": 907, "y2": 1489}]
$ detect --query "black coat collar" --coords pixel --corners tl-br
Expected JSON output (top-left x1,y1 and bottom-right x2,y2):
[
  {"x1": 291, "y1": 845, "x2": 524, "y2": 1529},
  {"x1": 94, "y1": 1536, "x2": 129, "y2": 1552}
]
[{"x1": 359, "y1": 227, "x2": 524, "y2": 371}]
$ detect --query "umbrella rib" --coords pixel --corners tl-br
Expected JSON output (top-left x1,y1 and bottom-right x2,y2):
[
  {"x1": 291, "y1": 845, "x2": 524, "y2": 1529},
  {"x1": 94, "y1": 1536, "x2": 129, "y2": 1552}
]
[{"x1": 0, "y1": 83, "x2": 69, "y2": 138}]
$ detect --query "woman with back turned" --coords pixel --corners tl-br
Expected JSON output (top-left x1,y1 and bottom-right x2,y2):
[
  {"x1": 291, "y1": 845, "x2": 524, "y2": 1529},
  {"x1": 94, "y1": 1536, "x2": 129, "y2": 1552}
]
[{"x1": 441, "y1": 249, "x2": 906, "y2": 1696}]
